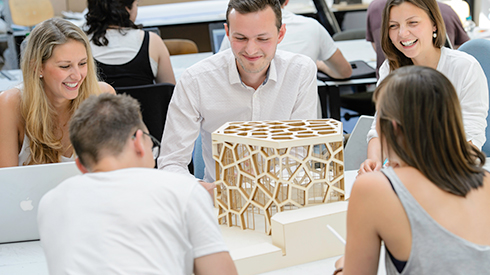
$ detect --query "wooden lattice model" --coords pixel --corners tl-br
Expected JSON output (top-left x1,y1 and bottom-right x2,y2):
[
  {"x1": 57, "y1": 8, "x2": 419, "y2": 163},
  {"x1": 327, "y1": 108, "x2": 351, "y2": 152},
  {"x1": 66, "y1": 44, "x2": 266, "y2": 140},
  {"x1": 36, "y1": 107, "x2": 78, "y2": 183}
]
[{"x1": 212, "y1": 119, "x2": 345, "y2": 234}]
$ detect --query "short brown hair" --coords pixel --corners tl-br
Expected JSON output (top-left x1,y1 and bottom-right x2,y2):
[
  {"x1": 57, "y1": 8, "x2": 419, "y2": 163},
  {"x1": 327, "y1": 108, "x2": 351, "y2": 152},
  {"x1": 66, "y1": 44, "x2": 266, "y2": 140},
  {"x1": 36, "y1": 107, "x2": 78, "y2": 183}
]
[
  {"x1": 374, "y1": 66, "x2": 485, "y2": 197},
  {"x1": 69, "y1": 93, "x2": 144, "y2": 169},
  {"x1": 226, "y1": 0, "x2": 282, "y2": 30},
  {"x1": 381, "y1": 0, "x2": 446, "y2": 71}
]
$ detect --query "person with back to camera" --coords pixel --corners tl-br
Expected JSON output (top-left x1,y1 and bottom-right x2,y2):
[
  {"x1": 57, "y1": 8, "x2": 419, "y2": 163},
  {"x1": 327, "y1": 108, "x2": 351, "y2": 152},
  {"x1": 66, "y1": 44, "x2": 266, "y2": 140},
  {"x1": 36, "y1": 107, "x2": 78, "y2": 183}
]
[
  {"x1": 359, "y1": 0, "x2": 488, "y2": 174},
  {"x1": 158, "y1": 0, "x2": 318, "y2": 194},
  {"x1": 0, "y1": 18, "x2": 115, "y2": 168},
  {"x1": 366, "y1": 0, "x2": 469, "y2": 78},
  {"x1": 332, "y1": 66, "x2": 490, "y2": 275},
  {"x1": 85, "y1": 0, "x2": 176, "y2": 87},
  {"x1": 38, "y1": 93, "x2": 237, "y2": 275}
]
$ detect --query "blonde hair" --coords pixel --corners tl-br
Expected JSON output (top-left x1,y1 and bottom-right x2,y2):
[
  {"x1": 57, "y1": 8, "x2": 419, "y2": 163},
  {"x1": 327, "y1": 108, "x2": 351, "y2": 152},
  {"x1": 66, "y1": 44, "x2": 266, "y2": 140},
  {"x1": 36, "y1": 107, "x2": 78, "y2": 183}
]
[{"x1": 20, "y1": 18, "x2": 102, "y2": 165}]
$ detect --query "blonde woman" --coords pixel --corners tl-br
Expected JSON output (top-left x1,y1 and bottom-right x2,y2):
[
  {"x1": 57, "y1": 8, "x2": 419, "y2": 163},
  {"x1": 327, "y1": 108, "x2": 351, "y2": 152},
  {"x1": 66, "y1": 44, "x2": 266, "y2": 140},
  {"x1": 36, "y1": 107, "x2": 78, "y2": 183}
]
[{"x1": 0, "y1": 18, "x2": 114, "y2": 167}]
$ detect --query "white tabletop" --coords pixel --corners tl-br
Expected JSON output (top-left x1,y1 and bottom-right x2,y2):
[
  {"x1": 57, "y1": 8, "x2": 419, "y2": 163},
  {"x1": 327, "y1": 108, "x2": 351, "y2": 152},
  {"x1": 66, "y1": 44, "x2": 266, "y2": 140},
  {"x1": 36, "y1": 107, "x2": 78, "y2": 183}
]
[
  {"x1": 335, "y1": 39, "x2": 376, "y2": 66},
  {"x1": 0, "y1": 70, "x2": 22, "y2": 92}
]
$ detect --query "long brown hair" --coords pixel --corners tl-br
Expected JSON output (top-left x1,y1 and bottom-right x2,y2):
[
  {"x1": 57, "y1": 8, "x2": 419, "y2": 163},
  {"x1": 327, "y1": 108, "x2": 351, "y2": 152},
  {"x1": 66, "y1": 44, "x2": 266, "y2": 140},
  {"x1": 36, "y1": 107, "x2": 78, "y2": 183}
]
[
  {"x1": 20, "y1": 18, "x2": 102, "y2": 165},
  {"x1": 381, "y1": 0, "x2": 446, "y2": 71},
  {"x1": 374, "y1": 66, "x2": 485, "y2": 196}
]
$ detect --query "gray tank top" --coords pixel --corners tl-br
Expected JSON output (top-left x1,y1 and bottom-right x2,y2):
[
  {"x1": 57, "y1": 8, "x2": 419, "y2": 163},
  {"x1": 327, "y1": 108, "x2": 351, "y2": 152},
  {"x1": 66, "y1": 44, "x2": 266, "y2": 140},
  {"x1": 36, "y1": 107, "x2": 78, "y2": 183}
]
[{"x1": 381, "y1": 167, "x2": 490, "y2": 275}]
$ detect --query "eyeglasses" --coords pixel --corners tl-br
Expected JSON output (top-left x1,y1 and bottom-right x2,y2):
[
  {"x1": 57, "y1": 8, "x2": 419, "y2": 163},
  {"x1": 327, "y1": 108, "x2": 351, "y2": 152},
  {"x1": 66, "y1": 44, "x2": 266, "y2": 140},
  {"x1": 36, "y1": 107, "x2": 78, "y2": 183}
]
[{"x1": 133, "y1": 130, "x2": 161, "y2": 160}]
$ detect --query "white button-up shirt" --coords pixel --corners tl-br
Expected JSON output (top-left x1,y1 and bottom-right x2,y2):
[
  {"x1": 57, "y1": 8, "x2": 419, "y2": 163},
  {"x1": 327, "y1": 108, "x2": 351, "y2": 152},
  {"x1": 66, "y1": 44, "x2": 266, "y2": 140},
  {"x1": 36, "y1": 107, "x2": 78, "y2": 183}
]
[{"x1": 158, "y1": 49, "x2": 318, "y2": 182}]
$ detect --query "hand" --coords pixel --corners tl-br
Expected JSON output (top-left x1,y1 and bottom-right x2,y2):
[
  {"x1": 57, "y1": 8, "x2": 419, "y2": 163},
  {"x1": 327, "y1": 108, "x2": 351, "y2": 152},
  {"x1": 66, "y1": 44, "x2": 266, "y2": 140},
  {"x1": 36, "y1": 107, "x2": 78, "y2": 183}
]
[
  {"x1": 358, "y1": 159, "x2": 382, "y2": 175},
  {"x1": 333, "y1": 256, "x2": 344, "y2": 274},
  {"x1": 199, "y1": 180, "x2": 216, "y2": 200}
]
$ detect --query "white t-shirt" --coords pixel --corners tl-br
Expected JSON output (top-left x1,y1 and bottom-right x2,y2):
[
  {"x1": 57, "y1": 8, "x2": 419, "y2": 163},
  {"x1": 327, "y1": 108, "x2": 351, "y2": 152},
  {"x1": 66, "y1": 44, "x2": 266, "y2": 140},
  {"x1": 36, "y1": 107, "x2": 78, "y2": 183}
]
[
  {"x1": 219, "y1": 10, "x2": 337, "y2": 63},
  {"x1": 157, "y1": 49, "x2": 318, "y2": 183},
  {"x1": 367, "y1": 47, "x2": 488, "y2": 149},
  {"x1": 38, "y1": 168, "x2": 228, "y2": 275}
]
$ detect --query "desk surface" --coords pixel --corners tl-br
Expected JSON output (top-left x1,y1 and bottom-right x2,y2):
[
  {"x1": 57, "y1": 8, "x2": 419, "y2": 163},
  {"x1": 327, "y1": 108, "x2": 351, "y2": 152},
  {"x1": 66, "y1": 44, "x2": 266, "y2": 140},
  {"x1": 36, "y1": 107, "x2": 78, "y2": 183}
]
[{"x1": 132, "y1": 0, "x2": 316, "y2": 27}]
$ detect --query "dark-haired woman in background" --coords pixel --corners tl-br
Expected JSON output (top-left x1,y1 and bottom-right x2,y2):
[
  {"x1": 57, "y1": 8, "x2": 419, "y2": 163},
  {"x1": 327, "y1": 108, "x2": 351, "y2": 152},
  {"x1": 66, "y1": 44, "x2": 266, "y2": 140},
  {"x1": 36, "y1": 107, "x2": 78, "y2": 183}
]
[
  {"x1": 85, "y1": 0, "x2": 175, "y2": 87},
  {"x1": 333, "y1": 66, "x2": 490, "y2": 275}
]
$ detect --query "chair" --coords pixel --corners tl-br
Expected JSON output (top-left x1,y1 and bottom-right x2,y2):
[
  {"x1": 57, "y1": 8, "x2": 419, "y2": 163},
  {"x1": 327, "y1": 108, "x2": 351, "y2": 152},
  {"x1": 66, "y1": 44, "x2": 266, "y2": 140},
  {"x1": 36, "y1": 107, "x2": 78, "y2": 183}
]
[
  {"x1": 115, "y1": 82, "x2": 193, "y2": 173},
  {"x1": 332, "y1": 28, "x2": 366, "y2": 41},
  {"x1": 344, "y1": 115, "x2": 374, "y2": 170},
  {"x1": 163, "y1": 39, "x2": 199, "y2": 55},
  {"x1": 458, "y1": 39, "x2": 490, "y2": 155},
  {"x1": 9, "y1": 0, "x2": 54, "y2": 27},
  {"x1": 115, "y1": 83, "x2": 175, "y2": 142},
  {"x1": 3, "y1": 0, "x2": 54, "y2": 69}
]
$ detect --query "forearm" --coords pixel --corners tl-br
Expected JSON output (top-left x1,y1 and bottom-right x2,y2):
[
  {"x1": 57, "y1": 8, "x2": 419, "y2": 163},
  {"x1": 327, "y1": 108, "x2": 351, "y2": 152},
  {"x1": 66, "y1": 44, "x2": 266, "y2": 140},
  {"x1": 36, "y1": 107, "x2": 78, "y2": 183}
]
[
  {"x1": 367, "y1": 137, "x2": 382, "y2": 163},
  {"x1": 194, "y1": 252, "x2": 237, "y2": 275},
  {"x1": 317, "y1": 49, "x2": 352, "y2": 79}
]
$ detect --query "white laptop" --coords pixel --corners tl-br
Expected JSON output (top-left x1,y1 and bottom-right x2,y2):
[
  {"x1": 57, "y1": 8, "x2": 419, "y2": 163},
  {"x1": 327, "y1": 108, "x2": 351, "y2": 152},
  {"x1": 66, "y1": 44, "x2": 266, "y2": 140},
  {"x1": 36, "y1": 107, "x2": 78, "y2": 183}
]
[{"x1": 0, "y1": 162, "x2": 81, "y2": 244}]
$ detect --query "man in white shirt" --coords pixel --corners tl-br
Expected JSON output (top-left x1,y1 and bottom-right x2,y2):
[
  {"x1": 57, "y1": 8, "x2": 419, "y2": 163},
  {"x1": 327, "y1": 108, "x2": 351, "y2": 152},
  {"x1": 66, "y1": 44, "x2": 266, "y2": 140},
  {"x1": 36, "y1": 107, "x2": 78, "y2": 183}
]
[
  {"x1": 158, "y1": 0, "x2": 319, "y2": 185},
  {"x1": 219, "y1": 0, "x2": 352, "y2": 79},
  {"x1": 38, "y1": 94, "x2": 237, "y2": 275}
]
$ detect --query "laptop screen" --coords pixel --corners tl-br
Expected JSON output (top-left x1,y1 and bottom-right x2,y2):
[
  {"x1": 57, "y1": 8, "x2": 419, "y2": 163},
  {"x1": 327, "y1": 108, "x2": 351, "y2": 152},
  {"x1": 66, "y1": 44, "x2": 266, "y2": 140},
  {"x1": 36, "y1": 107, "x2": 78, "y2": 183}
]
[{"x1": 0, "y1": 162, "x2": 81, "y2": 244}]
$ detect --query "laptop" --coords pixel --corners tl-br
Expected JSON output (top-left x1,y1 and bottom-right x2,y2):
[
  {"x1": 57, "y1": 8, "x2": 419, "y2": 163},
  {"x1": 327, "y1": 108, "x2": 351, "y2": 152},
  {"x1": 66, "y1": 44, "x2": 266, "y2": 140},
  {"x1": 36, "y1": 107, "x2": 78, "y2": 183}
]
[
  {"x1": 317, "y1": 60, "x2": 376, "y2": 81},
  {"x1": 208, "y1": 22, "x2": 227, "y2": 54},
  {"x1": 0, "y1": 162, "x2": 81, "y2": 244},
  {"x1": 344, "y1": 115, "x2": 375, "y2": 171}
]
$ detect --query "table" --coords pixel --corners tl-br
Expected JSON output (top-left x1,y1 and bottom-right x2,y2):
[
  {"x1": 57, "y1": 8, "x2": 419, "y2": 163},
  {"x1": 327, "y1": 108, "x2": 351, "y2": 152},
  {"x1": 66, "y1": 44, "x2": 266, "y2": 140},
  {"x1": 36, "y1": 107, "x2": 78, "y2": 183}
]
[
  {"x1": 170, "y1": 52, "x2": 213, "y2": 80},
  {"x1": 4, "y1": 158, "x2": 490, "y2": 274},
  {"x1": 319, "y1": 39, "x2": 377, "y2": 120},
  {"x1": 132, "y1": 0, "x2": 317, "y2": 28},
  {"x1": 0, "y1": 69, "x2": 22, "y2": 92}
]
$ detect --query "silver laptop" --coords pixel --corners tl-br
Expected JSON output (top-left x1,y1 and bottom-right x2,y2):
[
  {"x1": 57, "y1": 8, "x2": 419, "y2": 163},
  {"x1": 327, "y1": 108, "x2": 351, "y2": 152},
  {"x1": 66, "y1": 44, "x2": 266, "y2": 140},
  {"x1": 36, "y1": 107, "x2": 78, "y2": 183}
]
[
  {"x1": 344, "y1": 115, "x2": 375, "y2": 171},
  {"x1": 0, "y1": 162, "x2": 81, "y2": 244}
]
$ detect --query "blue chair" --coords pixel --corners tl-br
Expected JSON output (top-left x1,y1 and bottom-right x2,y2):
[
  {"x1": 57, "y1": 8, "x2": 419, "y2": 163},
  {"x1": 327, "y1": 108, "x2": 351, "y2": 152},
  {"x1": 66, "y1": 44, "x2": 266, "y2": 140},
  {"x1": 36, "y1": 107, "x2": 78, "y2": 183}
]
[{"x1": 459, "y1": 39, "x2": 490, "y2": 155}]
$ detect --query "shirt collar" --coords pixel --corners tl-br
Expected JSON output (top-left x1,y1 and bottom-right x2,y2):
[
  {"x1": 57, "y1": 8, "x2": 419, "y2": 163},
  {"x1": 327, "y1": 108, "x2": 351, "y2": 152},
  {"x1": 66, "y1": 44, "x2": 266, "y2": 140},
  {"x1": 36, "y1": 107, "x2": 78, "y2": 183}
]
[{"x1": 228, "y1": 51, "x2": 278, "y2": 87}]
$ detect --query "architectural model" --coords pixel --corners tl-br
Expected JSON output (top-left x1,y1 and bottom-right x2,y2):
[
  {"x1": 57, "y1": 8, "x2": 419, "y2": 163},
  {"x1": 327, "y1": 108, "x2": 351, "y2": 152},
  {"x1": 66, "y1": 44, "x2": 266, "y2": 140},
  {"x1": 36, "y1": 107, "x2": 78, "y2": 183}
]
[{"x1": 212, "y1": 119, "x2": 345, "y2": 234}]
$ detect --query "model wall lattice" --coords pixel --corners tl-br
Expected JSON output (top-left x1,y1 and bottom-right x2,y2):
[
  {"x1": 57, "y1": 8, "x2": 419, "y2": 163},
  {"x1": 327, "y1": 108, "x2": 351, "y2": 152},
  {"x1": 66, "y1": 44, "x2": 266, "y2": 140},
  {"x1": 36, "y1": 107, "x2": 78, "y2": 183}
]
[{"x1": 212, "y1": 119, "x2": 345, "y2": 234}]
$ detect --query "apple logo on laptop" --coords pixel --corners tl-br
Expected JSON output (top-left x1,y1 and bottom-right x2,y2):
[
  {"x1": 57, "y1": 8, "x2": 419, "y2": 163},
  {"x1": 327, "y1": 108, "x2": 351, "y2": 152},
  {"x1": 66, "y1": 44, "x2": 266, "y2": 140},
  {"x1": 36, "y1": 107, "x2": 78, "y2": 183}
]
[{"x1": 20, "y1": 198, "x2": 34, "y2": 211}]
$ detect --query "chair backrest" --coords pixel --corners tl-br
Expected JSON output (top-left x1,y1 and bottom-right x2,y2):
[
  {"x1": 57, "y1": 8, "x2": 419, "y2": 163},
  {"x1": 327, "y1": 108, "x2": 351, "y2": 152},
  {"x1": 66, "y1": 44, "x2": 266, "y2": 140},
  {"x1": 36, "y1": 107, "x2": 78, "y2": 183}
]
[
  {"x1": 163, "y1": 39, "x2": 198, "y2": 55},
  {"x1": 344, "y1": 115, "x2": 375, "y2": 170},
  {"x1": 115, "y1": 83, "x2": 175, "y2": 142},
  {"x1": 458, "y1": 39, "x2": 490, "y2": 156},
  {"x1": 9, "y1": 0, "x2": 54, "y2": 27},
  {"x1": 332, "y1": 28, "x2": 366, "y2": 41}
]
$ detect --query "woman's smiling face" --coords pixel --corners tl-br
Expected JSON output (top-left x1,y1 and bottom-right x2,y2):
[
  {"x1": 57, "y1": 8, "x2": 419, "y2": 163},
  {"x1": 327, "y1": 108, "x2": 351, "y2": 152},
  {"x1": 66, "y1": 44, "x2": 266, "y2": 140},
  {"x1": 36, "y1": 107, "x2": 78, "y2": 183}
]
[
  {"x1": 388, "y1": 2, "x2": 437, "y2": 61},
  {"x1": 41, "y1": 39, "x2": 88, "y2": 105}
]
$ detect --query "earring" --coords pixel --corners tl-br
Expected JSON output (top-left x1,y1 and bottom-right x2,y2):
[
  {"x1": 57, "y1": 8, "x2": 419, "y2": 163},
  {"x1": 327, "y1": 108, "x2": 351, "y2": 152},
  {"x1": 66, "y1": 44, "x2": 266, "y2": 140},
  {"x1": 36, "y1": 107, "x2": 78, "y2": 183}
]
[
  {"x1": 39, "y1": 74, "x2": 43, "y2": 78},
  {"x1": 433, "y1": 32, "x2": 437, "y2": 38}
]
